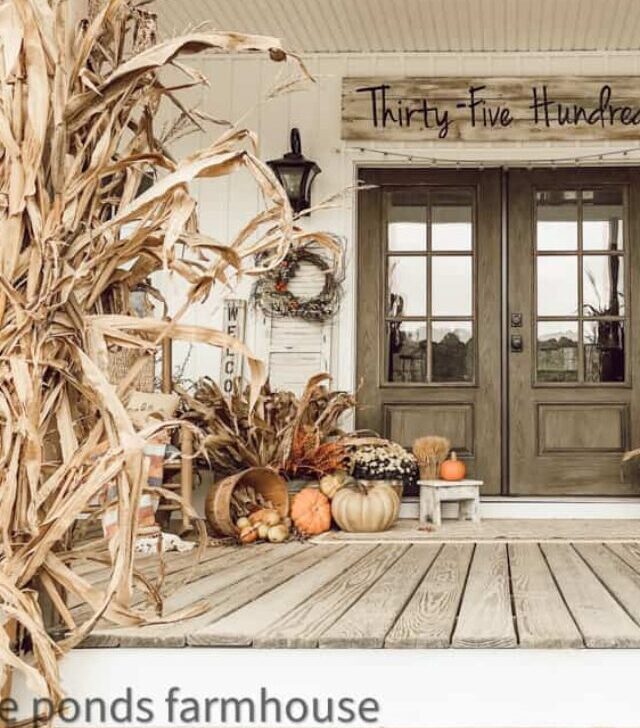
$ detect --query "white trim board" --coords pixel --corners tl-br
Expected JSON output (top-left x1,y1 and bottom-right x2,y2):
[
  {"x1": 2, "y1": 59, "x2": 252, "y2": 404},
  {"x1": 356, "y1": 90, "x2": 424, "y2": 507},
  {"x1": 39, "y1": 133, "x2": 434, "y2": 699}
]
[
  {"x1": 399, "y1": 496, "x2": 640, "y2": 519},
  {"x1": 12, "y1": 648, "x2": 640, "y2": 728}
]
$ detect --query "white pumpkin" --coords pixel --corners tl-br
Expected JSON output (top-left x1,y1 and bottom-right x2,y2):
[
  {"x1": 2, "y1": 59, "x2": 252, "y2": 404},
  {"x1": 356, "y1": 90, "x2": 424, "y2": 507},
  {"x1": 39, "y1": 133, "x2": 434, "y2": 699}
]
[{"x1": 331, "y1": 483, "x2": 400, "y2": 533}]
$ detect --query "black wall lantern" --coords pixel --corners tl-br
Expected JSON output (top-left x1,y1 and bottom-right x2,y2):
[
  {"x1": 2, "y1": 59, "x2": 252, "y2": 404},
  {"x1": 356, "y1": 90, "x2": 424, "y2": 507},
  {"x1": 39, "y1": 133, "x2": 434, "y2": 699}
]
[{"x1": 267, "y1": 128, "x2": 321, "y2": 214}]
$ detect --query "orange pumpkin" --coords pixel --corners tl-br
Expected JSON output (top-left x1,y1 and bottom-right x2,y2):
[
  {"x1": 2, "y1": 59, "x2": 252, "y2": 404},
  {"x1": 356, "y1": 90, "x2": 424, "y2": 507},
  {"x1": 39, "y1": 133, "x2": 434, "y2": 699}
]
[
  {"x1": 440, "y1": 451, "x2": 466, "y2": 481},
  {"x1": 291, "y1": 488, "x2": 331, "y2": 535}
]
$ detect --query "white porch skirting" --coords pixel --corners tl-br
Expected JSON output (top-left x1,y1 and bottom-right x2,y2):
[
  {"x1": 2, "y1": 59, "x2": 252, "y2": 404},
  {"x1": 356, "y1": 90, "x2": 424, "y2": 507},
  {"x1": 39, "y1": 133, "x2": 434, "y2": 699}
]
[{"x1": 13, "y1": 648, "x2": 640, "y2": 728}]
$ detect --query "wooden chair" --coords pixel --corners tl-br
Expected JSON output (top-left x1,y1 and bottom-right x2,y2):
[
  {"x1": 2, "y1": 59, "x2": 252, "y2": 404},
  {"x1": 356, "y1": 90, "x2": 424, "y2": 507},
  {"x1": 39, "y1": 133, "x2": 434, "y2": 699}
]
[
  {"x1": 158, "y1": 335, "x2": 194, "y2": 534},
  {"x1": 101, "y1": 334, "x2": 195, "y2": 535}
]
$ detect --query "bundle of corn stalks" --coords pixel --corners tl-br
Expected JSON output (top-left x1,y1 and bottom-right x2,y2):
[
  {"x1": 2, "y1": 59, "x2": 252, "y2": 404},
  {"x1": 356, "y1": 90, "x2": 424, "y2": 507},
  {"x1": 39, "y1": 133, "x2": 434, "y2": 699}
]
[
  {"x1": 0, "y1": 0, "x2": 338, "y2": 715},
  {"x1": 180, "y1": 373, "x2": 356, "y2": 477}
]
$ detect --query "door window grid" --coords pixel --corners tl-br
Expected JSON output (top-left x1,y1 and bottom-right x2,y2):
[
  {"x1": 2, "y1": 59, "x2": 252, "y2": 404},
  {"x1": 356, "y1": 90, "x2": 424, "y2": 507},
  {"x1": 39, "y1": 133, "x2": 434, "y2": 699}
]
[
  {"x1": 535, "y1": 187, "x2": 627, "y2": 385},
  {"x1": 385, "y1": 187, "x2": 476, "y2": 384}
]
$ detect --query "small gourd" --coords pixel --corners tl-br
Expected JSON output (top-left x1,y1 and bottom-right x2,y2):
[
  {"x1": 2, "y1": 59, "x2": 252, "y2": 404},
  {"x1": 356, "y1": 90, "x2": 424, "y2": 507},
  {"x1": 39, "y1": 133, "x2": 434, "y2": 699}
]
[
  {"x1": 249, "y1": 508, "x2": 280, "y2": 527},
  {"x1": 439, "y1": 452, "x2": 466, "y2": 481},
  {"x1": 319, "y1": 471, "x2": 354, "y2": 500},
  {"x1": 239, "y1": 526, "x2": 258, "y2": 544},
  {"x1": 267, "y1": 524, "x2": 289, "y2": 543}
]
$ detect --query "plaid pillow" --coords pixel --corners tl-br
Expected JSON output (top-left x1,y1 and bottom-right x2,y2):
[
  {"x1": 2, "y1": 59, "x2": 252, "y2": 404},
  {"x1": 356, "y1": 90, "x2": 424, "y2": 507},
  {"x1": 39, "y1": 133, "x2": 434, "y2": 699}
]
[{"x1": 100, "y1": 434, "x2": 168, "y2": 542}]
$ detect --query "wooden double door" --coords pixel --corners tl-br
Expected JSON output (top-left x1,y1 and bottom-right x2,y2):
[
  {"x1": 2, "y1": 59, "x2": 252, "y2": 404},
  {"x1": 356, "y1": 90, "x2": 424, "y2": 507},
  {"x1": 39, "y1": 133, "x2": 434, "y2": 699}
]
[{"x1": 357, "y1": 167, "x2": 640, "y2": 496}]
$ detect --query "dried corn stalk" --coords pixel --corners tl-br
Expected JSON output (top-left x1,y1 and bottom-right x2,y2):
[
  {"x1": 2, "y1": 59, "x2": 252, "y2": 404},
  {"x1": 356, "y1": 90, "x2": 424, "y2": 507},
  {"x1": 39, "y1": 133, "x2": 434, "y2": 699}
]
[{"x1": 0, "y1": 0, "x2": 334, "y2": 715}]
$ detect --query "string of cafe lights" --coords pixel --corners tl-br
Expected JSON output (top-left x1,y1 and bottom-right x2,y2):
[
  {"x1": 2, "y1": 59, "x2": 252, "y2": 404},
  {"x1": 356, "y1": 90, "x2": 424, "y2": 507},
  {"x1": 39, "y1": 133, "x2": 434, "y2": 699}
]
[{"x1": 341, "y1": 143, "x2": 640, "y2": 168}]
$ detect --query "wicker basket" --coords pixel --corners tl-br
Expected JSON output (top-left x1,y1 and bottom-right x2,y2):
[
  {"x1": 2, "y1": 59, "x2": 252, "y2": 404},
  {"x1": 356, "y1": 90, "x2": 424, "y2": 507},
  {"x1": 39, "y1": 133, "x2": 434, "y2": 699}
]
[
  {"x1": 107, "y1": 348, "x2": 155, "y2": 393},
  {"x1": 205, "y1": 467, "x2": 289, "y2": 537}
]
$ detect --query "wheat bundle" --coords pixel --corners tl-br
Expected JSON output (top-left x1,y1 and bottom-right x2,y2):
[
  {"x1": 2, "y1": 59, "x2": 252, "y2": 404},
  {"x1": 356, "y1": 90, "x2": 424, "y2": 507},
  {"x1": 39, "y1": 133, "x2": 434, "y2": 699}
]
[
  {"x1": 413, "y1": 436, "x2": 451, "y2": 479},
  {"x1": 0, "y1": 0, "x2": 336, "y2": 715}
]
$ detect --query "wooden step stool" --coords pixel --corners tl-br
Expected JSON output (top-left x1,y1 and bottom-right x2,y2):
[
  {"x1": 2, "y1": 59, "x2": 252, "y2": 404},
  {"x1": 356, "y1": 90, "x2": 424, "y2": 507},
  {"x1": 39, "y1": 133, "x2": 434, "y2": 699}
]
[{"x1": 419, "y1": 479, "x2": 482, "y2": 527}]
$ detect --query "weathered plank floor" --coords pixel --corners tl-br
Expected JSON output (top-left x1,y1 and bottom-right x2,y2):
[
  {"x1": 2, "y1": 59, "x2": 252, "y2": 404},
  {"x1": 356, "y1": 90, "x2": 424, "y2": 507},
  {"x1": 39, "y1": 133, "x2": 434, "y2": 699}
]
[
  {"x1": 311, "y1": 518, "x2": 640, "y2": 542},
  {"x1": 76, "y1": 536, "x2": 640, "y2": 649}
]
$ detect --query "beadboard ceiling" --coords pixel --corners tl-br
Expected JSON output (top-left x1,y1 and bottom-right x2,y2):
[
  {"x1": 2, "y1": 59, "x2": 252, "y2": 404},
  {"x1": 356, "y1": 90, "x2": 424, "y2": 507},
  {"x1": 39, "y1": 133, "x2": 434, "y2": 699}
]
[{"x1": 158, "y1": 0, "x2": 640, "y2": 53}]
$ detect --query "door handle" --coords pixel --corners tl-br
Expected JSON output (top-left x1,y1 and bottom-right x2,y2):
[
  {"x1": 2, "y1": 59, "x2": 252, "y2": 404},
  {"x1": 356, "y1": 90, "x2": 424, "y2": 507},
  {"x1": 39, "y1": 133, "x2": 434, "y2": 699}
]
[{"x1": 510, "y1": 334, "x2": 524, "y2": 353}]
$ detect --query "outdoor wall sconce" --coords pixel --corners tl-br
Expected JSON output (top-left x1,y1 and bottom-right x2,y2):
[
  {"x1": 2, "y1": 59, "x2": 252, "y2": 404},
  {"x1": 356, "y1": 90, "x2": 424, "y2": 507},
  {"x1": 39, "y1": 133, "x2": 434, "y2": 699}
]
[{"x1": 267, "y1": 128, "x2": 321, "y2": 214}]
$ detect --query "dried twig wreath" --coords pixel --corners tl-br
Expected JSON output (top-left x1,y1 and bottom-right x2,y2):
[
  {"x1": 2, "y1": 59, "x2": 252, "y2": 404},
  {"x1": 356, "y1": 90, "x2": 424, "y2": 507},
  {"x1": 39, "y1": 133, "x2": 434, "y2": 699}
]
[{"x1": 252, "y1": 243, "x2": 343, "y2": 322}]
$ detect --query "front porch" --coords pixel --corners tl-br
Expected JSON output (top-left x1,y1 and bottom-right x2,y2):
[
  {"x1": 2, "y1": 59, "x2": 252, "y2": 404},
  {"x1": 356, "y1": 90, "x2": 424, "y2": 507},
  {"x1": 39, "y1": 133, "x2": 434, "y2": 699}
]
[{"x1": 76, "y1": 522, "x2": 640, "y2": 650}]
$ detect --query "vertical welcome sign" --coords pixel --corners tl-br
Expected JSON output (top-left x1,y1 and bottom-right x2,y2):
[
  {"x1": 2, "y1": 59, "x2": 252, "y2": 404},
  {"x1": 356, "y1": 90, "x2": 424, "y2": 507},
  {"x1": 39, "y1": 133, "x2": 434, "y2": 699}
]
[
  {"x1": 341, "y1": 77, "x2": 640, "y2": 142},
  {"x1": 220, "y1": 299, "x2": 247, "y2": 395}
]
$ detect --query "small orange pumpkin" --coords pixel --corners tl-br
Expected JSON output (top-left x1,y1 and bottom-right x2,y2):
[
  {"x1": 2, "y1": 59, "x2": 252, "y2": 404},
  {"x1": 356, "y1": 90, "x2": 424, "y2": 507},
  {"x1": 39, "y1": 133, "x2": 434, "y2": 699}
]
[
  {"x1": 440, "y1": 451, "x2": 466, "y2": 481},
  {"x1": 291, "y1": 488, "x2": 331, "y2": 535}
]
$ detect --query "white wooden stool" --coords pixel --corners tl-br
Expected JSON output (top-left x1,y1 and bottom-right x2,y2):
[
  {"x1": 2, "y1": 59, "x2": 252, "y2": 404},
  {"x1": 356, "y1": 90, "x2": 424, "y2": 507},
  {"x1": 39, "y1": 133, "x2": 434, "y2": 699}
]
[{"x1": 419, "y1": 479, "x2": 482, "y2": 527}]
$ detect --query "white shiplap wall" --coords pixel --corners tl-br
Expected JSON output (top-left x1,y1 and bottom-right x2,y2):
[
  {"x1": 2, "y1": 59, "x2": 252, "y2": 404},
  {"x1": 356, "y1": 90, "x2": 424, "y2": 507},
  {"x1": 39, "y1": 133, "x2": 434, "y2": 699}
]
[{"x1": 163, "y1": 51, "x2": 640, "y2": 393}]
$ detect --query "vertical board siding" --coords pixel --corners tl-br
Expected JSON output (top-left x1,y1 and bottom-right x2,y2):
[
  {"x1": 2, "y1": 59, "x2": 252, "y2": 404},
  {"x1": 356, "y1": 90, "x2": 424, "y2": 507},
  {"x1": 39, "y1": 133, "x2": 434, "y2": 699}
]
[{"x1": 161, "y1": 51, "x2": 640, "y2": 390}]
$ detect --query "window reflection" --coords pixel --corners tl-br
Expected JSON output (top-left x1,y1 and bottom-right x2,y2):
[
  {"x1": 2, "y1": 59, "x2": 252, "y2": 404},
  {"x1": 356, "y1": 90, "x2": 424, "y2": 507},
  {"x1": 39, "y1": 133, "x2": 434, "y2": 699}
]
[
  {"x1": 584, "y1": 320, "x2": 625, "y2": 383},
  {"x1": 432, "y1": 190, "x2": 473, "y2": 251},
  {"x1": 432, "y1": 322, "x2": 474, "y2": 382},
  {"x1": 583, "y1": 256, "x2": 624, "y2": 317},
  {"x1": 385, "y1": 188, "x2": 475, "y2": 384},
  {"x1": 534, "y1": 186, "x2": 627, "y2": 385},
  {"x1": 536, "y1": 190, "x2": 578, "y2": 251},
  {"x1": 388, "y1": 196, "x2": 427, "y2": 251},
  {"x1": 537, "y1": 321, "x2": 578, "y2": 382},
  {"x1": 386, "y1": 321, "x2": 427, "y2": 383},
  {"x1": 537, "y1": 256, "x2": 578, "y2": 316},
  {"x1": 432, "y1": 256, "x2": 472, "y2": 316},
  {"x1": 387, "y1": 257, "x2": 427, "y2": 317},
  {"x1": 583, "y1": 189, "x2": 624, "y2": 251}
]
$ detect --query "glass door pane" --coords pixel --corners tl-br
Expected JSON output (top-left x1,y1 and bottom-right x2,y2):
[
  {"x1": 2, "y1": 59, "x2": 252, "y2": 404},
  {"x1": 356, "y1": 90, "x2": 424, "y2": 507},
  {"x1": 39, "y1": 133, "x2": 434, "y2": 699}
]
[
  {"x1": 388, "y1": 192, "x2": 427, "y2": 251},
  {"x1": 534, "y1": 187, "x2": 627, "y2": 385},
  {"x1": 385, "y1": 187, "x2": 475, "y2": 384}
]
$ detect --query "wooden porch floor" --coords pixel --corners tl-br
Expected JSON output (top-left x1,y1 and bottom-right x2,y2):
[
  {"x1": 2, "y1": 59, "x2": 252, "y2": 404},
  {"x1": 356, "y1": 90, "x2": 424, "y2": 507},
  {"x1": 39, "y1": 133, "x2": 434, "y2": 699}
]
[{"x1": 75, "y1": 527, "x2": 640, "y2": 649}]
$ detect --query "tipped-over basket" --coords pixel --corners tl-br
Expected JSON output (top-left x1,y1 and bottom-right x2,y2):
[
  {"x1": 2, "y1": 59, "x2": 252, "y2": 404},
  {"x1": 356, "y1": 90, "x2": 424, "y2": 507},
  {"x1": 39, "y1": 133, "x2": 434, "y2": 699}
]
[{"x1": 205, "y1": 467, "x2": 289, "y2": 537}]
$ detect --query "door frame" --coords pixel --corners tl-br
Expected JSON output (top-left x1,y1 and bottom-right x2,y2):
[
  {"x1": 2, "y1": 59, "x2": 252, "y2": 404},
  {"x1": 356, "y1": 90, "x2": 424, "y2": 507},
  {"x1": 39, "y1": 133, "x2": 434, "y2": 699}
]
[{"x1": 354, "y1": 164, "x2": 640, "y2": 497}]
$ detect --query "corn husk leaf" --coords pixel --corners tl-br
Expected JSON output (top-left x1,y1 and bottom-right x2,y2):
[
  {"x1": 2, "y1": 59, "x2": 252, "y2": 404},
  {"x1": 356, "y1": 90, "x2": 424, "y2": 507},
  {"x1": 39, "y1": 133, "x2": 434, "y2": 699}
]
[{"x1": 0, "y1": 0, "x2": 337, "y2": 715}]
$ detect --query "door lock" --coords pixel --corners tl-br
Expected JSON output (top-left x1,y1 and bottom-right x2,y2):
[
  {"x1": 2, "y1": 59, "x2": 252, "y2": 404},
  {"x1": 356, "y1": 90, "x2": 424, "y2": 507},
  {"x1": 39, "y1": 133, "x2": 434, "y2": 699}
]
[
  {"x1": 510, "y1": 312, "x2": 523, "y2": 327},
  {"x1": 510, "y1": 334, "x2": 524, "y2": 353}
]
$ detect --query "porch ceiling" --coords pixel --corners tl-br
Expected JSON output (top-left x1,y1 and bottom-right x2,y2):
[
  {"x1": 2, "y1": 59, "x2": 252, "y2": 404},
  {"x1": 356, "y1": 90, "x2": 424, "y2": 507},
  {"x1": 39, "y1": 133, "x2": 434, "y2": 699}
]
[{"x1": 158, "y1": 0, "x2": 640, "y2": 54}]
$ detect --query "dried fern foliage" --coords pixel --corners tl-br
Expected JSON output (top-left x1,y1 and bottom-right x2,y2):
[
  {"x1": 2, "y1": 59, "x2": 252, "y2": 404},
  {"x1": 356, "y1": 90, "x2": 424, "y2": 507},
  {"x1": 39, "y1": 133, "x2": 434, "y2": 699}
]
[{"x1": 0, "y1": 0, "x2": 336, "y2": 711}]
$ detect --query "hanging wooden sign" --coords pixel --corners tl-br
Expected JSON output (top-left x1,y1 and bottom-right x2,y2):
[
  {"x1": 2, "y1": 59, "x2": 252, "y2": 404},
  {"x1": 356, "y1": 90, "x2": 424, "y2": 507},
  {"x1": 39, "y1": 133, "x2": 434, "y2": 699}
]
[
  {"x1": 342, "y1": 77, "x2": 640, "y2": 142},
  {"x1": 219, "y1": 298, "x2": 247, "y2": 395}
]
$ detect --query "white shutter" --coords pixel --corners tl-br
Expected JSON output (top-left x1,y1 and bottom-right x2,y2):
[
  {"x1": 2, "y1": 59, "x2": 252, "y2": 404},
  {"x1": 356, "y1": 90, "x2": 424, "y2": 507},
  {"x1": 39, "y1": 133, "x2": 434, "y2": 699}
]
[{"x1": 265, "y1": 256, "x2": 332, "y2": 395}]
